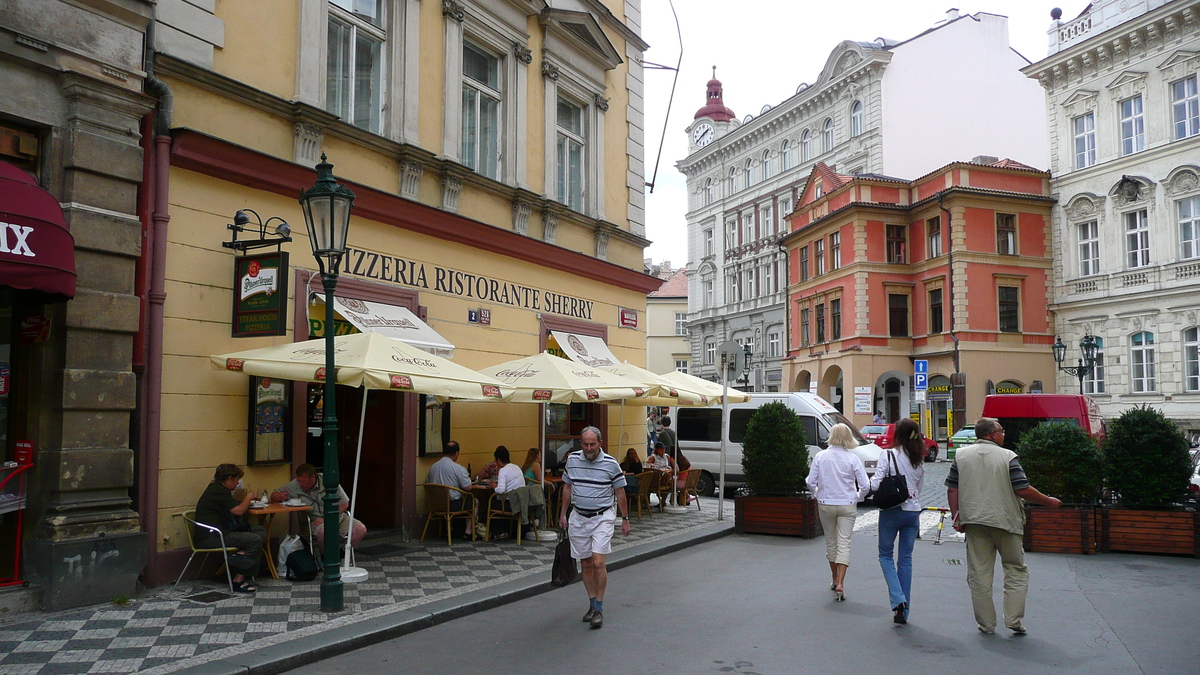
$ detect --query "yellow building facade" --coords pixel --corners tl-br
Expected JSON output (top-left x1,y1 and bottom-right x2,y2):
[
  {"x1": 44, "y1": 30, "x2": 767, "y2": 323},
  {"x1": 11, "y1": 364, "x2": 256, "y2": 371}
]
[{"x1": 142, "y1": 0, "x2": 653, "y2": 584}]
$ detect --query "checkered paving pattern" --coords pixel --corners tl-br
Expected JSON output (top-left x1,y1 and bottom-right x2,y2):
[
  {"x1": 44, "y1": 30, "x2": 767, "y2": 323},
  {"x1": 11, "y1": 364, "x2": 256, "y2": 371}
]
[
  {"x1": 0, "y1": 500, "x2": 723, "y2": 674},
  {"x1": 853, "y1": 460, "x2": 965, "y2": 543}
]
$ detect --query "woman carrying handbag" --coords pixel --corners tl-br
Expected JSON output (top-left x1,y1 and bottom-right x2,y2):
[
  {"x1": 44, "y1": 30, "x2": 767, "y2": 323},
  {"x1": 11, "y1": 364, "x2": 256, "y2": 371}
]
[{"x1": 869, "y1": 418, "x2": 926, "y2": 624}]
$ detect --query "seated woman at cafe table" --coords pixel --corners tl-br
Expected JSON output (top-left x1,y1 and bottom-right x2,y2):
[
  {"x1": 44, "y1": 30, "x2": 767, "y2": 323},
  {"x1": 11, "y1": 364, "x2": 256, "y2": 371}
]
[
  {"x1": 620, "y1": 448, "x2": 644, "y2": 494},
  {"x1": 270, "y1": 463, "x2": 366, "y2": 552},
  {"x1": 674, "y1": 449, "x2": 694, "y2": 505},
  {"x1": 195, "y1": 463, "x2": 265, "y2": 593},
  {"x1": 521, "y1": 447, "x2": 542, "y2": 481},
  {"x1": 646, "y1": 442, "x2": 675, "y2": 482}
]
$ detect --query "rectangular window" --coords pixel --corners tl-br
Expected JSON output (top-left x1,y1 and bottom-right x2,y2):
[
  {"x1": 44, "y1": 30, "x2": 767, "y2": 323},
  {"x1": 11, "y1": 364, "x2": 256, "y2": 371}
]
[
  {"x1": 769, "y1": 332, "x2": 781, "y2": 357},
  {"x1": 1078, "y1": 221, "x2": 1100, "y2": 276},
  {"x1": 886, "y1": 225, "x2": 906, "y2": 264},
  {"x1": 727, "y1": 274, "x2": 737, "y2": 303},
  {"x1": 461, "y1": 43, "x2": 501, "y2": 179},
  {"x1": 703, "y1": 279, "x2": 713, "y2": 308},
  {"x1": 815, "y1": 303, "x2": 826, "y2": 343},
  {"x1": 1173, "y1": 75, "x2": 1199, "y2": 140},
  {"x1": 929, "y1": 288, "x2": 943, "y2": 334},
  {"x1": 763, "y1": 263, "x2": 774, "y2": 295},
  {"x1": 763, "y1": 206, "x2": 773, "y2": 235},
  {"x1": 704, "y1": 229, "x2": 714, "y2": 257},
  {"x1": 1125, "y1": 210, "x2": 1150, "y2": 268},
  {"x1": 555, "y1": 98, "x2": 585, "y2": 211},
  {"x1": 780, "y1": 198, "x2": 792, "y2": 220},
  {"x1": 726, "y1": 219, "x2": 737, "y2": 249},
  {"x1": 1120, "y1": 95, "x2": 1145, "y2": 155},
  {"x1": 704, "y1": 340, "x2": 716, "y2": 365},
  {"x1": 1184, "y1": 328, "x2": 1199, "y2": 392},
  {"x1": 1074, "y1": 113, "x2": 1096, "y2": 168},
  {"x1": 888, "y1": 294, "x2": 908, "y2": 337},
  {"x1": 800, "y1": 308, "x2": 810, "y2": 346},
  {"x1": 814, "y1": 239, "x2": 825, "y2": 276},
  {"x1": 327, "y1": 5, "x2": 384, "y2": 133},
  {"x1": 830, "y1": 298, "x2": 842, "y2": 340},
  {"x1": 1131, "y1": 332, "x2": 1156, "y2": 393},
  {"x1": 996, "y1": 213, "x2": 1016, "y2": 255},
  {"x1": 998, "y1": 286, "x2": 1020, "y2": 333},
  {"x1": 799, "y1": 246, "x2": 809, "y2": 282},
  {"x1": 1179, "y1": 197, "x2": 1200, "y2": 260},
  {"x1": 675, "y1": 359, "x2": 689, "y2": 374},
  {"x1": 674, "y1": 312, "x2": 687, "y2": 336},
  {"x1": 744, "y1": 269, "x2": 755, "y2": 299},
  {"x1": 829, "y1": 232, "x2": 841, "y2": 270},
  {"x1": 926, "y1": 217, "x2": 942, "y2": 258},
  {"x1": 1083, "y1": 336, "x2": 1105, "y2": 394},
  {"x1": 744, "y1": 212, "x2": 756, "y2": 243}
]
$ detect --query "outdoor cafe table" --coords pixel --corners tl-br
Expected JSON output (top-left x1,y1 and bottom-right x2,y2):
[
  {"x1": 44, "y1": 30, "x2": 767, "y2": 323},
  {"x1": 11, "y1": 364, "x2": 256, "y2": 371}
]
[{"x1": 247, "y1": 503, "x2": 312, "y2": 579}]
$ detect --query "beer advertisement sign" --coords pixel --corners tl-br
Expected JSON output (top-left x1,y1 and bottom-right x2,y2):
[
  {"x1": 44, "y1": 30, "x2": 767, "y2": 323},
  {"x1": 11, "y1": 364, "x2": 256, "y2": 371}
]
[{"x1": 232, "y1": 252, "x2": 289, "y2": 337}]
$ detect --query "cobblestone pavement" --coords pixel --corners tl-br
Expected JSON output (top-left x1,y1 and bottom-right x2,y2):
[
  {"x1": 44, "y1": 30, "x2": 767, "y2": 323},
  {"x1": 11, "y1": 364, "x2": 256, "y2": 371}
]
[
  {"x1": 852, "y1": 458, "x2": 964, "y2": 543},
  {"x1": 0, "y1": 500, "x2": 722, "y2": 675}
]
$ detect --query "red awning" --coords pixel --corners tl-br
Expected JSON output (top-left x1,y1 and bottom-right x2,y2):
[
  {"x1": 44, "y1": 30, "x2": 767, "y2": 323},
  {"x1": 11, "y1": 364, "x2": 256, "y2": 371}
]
[{"x1": 0, "y1": 160, "x2": 76, "y2": 300}]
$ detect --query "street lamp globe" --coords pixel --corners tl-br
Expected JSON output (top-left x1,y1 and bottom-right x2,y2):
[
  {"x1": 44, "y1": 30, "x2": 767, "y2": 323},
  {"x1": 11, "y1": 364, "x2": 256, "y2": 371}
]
[
  {"x1": 299, "y1": 154, "x2": 356, "y2": 275},
  {"x1": 1079, "y1": 333, "x2": 1098, "y2": 366},
  {"x1": 1051, "y1": 336, "x2": 1067, "y2": 367}
]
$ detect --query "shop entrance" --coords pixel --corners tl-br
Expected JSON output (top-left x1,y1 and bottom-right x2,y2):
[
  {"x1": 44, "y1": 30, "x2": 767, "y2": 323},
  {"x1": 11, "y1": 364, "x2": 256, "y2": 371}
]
[{"x1": 306, "y1": 385, "x2": 403, "y2": 529}]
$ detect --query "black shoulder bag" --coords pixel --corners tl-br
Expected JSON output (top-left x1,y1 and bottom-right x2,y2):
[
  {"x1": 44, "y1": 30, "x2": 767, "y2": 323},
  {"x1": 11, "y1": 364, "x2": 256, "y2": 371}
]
[{"x1": 872, "y1": 449, "x2": 910, "y2": 510}]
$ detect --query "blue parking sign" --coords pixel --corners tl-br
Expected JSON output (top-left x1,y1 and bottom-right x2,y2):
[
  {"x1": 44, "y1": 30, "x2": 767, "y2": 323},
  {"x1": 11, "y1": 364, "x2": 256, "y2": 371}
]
[{"x1": 914, "y1": 373, "x2": 928, "y2": 390}]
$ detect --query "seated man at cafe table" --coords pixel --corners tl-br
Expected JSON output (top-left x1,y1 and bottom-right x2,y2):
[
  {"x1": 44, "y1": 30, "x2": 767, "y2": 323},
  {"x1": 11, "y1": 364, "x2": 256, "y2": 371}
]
[
  {"x1": 195, "y1": 463, "x2": 264, "y2": 593},
  {"x1": 271, "y1": 463, "x2": 366, "y2": 551},
  {"x1": 425, "y1": 440, "x2": 474, "y2": 538}
]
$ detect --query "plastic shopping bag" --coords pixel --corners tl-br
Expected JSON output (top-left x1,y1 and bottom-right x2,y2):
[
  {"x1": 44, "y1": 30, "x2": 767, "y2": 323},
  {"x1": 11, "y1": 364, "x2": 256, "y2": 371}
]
[{"x1": 278, "y1": 534, "x2": 303, "y2": 570}]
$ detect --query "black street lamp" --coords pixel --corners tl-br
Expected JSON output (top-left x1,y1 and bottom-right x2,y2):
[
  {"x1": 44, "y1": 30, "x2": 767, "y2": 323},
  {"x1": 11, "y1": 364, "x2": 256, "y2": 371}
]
[
  {"x1": 1052, "y1": 332, "x2": 1098, "y2": 393},
  {"x1": 298, "y1": 154, "x2": 355, "y2": 612}
]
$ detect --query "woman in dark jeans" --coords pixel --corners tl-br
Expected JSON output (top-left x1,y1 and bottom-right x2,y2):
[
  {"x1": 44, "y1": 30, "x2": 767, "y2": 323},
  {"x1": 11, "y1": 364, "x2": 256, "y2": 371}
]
[{"x1": 194, "y1": 463, "x2": 265, "y2": 593}]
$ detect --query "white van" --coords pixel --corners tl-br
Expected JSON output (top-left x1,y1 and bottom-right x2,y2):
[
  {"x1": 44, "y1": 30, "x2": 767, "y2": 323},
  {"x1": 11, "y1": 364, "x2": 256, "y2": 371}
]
[{"x1": 665, "y1": 393, "x2": 882, "y2": 497}]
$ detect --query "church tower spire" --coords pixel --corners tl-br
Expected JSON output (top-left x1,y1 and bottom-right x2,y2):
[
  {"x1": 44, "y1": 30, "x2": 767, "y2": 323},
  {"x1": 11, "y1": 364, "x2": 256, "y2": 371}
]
[{"x1": 694, "y1": 66, "x2": 736, "y2": 121}]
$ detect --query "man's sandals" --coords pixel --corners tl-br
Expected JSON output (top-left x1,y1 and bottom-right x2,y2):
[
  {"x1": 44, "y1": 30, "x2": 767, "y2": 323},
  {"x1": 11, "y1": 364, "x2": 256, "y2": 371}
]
[{"x1": 232, "y1": 580, "x2": 257, "y2": 593}]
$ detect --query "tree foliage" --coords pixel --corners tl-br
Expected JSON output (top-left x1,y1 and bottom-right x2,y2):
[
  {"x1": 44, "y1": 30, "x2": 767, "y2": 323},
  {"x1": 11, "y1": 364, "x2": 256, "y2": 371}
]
[
  {"x1": 1103, "y1": 405, "x2": 1192, "y2": 506},
  {"x1": 1017, "y1": 421, "x2": 1103, "y2": 504},
  {"x1": 742, "y1": 402, "x2": 809, "y2": 495}
]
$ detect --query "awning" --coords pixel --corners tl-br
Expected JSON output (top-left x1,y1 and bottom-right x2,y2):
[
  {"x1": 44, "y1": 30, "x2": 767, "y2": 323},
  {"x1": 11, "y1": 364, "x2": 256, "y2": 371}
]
[
  {"x1": 0, "y1": 160, "x2": 75, "y2": 300},
  {"x1": 310, "y1": 293, "x2": 455, "y2": 357},
  {"x1": 549, "y1": 331, "x2": 620, "y2": 369}
]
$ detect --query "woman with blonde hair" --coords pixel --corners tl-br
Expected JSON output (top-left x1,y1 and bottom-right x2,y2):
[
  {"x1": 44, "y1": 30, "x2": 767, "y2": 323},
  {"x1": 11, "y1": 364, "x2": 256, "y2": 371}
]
[
  {"x1": 806, "y1": 423, "x2": 868, "y2": 602},
  {"x1": 521, "y1": 447, "x2": 541, "y2": 481}
]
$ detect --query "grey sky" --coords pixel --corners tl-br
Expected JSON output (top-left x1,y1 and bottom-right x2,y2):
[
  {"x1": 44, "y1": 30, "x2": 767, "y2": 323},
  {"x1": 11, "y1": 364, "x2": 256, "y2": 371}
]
[{"x1": 639, "y1": 1, "x2": 1087, "y2": 268}]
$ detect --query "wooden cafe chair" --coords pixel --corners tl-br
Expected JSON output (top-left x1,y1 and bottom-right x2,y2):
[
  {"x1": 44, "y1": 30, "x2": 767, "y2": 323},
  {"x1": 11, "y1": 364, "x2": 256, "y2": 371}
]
[{"x1": 421, "y1": 483, "x2": 476, "y2": 546}]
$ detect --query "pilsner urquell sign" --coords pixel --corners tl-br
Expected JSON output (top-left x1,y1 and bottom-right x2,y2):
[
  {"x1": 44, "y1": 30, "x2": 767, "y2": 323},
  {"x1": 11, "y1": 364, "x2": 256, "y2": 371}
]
[{"x1": 232, "y1": 252, "x2": 289, "y2": 337}]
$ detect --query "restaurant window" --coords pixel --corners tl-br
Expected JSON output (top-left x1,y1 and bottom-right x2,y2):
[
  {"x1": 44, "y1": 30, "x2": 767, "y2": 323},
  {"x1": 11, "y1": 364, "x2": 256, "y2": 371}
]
[
  {"x1": 998, "y1": 286, "x2": 1019, "y2": 333},
  {"x1": 814, "y1": 238, "x2": 825, "y2": 276},
  {"x1": 888, "y1": 294, "x2": 909, "y2": 337},
  {"x1": 1130, "y1": 331, "x2": 1156, "y2": 393},
  {"x1": 799, "y1": 246, "x2": 809, "y2": 281},
  {"x1": 327, "y1": 0, "x2": 385, "y2": 134},
  {"x1": 830, "y1": 298, "x2": 841, "y2": 340},
  {"x1": 555, "y1": 97, "x2": 585, "y2": 211},
  {"x1": 886, "y1": 225, "x2": 906, "y2": 264},
  {"x1": 1083, "y1": 336, "x2": 1105, "y2": 394},
  {"x1": 800, "y1": 308, "x2": 811, "y2": 346},
  {"x1": 815, "y1": 303, "x2": 826, "y2": 343},
  {"x1": 996, "y1": 213, "x2": 1016, "y2": 255},
  {"x1": 926, "y1": 217, "x2": 942, "y2": 258},
  {"x1": 829, "y1": 232, "x2": 841, "y2": 270},
  {"x1": 461, "y1": 42, "x2": 502, "y2": 180},
  {"x1": 928, "y1": 288, "x2": 943, "y2": 334}
]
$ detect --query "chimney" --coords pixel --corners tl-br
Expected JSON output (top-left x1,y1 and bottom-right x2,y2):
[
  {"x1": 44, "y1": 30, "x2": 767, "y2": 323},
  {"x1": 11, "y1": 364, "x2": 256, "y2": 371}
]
[
  {"x1": 946, "y1": 8, "x2": 960, "y2": 21},
  {"x1": 971, "y1": 155, "x2": 999, "y2": 165}
]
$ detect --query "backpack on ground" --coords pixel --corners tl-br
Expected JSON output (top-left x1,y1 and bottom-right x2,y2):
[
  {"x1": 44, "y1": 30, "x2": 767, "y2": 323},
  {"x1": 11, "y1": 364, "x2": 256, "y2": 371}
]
[{"x1": 285, "y1": 549, "x2": 319, "y2": 581}]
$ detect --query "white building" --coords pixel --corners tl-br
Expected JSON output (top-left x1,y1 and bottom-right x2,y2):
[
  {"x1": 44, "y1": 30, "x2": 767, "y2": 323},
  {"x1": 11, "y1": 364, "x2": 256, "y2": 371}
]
[
  {"x1": 1023, "y1": 0, "x2": 1200, "y2": 432},
  {"x1": 678, "y1": 10, "x2": 1049, "y2": 391}
]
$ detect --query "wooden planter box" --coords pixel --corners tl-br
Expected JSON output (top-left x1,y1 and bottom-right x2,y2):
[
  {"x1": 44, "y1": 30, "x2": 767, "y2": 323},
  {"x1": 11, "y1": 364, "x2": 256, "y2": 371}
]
[
  {"x1": 1023, "y1": 505, "x2": 1097, "y2": 555},
  {"x1": 1100, "y1": 507, "x2": 1200, "y2": 557},
  {"x1": 734, "y1": 495, "x2": 822, "y2": 538}
]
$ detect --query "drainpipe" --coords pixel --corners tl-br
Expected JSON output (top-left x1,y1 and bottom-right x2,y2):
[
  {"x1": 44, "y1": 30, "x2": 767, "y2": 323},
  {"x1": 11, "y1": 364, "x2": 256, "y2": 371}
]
[{"x1": 139, "y1": 48, "x2": 173, "y2": 584}]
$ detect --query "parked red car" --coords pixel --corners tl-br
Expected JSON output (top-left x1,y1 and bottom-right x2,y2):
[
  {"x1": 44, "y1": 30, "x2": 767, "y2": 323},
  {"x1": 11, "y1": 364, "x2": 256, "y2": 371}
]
[{"x1": 859, "y1": 424, "x2": 939, "y2": 461}]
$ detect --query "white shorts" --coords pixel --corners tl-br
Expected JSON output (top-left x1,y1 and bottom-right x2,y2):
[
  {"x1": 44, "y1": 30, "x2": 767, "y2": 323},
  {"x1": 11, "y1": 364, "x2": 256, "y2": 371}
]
[{"x1": 568, "y1": 507, "x2": 616, "y2": 559}]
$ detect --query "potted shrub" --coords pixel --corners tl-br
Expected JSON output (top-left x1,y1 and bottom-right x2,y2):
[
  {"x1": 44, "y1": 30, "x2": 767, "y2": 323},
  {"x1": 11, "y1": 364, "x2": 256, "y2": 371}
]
[
  {"x1": 1100, "y1": 405, "x2": 1197, "y2": 557},
  {"x1": 734, "y1": 402, "x2": 820, "y2": 537},
  {"x1": 1018, "y1": 421, "x2": 1104, "y2": 554}
]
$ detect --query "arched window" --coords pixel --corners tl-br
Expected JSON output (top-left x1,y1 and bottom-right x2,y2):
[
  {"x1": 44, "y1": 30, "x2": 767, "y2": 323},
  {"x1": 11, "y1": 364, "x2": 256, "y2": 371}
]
[
  {"x1": 704, "y1": 177, "x2": 714, "y2": 205},
  {"x1": 745, "y1": 158, "x2": 754, "y2": 188},
  {"x1": 781, "y1": 139, "x2": 792, "y2": 171},
  {"x1": 851, "y1": 101, "x2": 863, "y2": 137},
  {"x1": 761, "y1": 150, "x2": 772, "y2": 180},
  {"x1": 801, "y1": 130, "x2": 812, "y2": 161},
  {"x1": 1130, "y1": 331, "x2": 1156, "y2": 392},
  {"x1": 823, "y1": 118, "x2": 834, "y2": 153},
  {"x1": 727, "y1": 167, "x2": 737, "y2": 195}
]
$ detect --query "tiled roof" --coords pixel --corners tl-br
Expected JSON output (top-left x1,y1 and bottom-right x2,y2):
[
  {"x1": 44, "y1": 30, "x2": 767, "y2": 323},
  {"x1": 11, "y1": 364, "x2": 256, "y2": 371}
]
[
  {"x1": 648, "y1": 268, "x2": 688, "y2": 297},
  {"x1": 988, "y1": 158, "x2": 1041, "y2": 171}
]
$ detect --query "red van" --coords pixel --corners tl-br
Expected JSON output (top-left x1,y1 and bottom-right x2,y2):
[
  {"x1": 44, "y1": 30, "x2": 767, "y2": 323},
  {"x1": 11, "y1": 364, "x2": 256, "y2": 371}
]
[{"x1": 979, "y1": 394, "x2": 1105, "y2": 451}]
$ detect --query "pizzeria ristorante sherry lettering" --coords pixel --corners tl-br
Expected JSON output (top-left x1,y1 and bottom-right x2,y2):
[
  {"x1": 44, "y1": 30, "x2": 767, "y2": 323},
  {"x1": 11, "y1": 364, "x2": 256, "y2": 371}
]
[{"x1": 341, "y1": 247, "x2": 595, "y2": 320}]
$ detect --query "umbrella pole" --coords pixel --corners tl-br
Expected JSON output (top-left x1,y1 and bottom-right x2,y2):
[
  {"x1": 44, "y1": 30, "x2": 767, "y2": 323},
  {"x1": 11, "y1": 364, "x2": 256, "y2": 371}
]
[{"x1": 342, "y1": 386, "x2": 369, "y2": 582}]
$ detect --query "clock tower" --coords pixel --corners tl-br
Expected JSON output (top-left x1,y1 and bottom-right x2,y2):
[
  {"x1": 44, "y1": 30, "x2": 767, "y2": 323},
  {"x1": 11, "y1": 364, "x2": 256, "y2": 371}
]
[{"x1": 686, "y1": 67, "x2": 737, "y2": 153}]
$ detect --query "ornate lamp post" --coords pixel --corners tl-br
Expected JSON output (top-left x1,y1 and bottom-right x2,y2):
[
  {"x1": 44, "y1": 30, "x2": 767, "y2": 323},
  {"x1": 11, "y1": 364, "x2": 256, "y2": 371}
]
[
  {"x1": 298, "y1": 154, "x2": 355, "y2": 612},
  {"x1": 1052, "y1": 332, "x2": 1098, "y2": 393}
]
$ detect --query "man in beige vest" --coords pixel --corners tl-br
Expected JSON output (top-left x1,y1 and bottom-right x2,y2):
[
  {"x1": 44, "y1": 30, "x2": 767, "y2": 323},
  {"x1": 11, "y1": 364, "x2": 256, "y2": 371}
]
[{"x1": 945, "y1": 418, "x2": 1061, "y2": 635}]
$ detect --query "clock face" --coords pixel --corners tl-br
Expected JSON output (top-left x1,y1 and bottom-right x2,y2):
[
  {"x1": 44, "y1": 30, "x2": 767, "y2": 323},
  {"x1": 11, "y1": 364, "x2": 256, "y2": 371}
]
[{"x1": 692, "y1": 123, "x2": 715, "y2": 147}]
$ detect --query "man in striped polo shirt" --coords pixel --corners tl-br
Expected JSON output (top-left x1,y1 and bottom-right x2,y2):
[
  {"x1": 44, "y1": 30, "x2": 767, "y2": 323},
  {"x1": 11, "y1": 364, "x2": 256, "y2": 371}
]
[{"x1": 558, "y1": 426, "x2": 630, "y2": 629}]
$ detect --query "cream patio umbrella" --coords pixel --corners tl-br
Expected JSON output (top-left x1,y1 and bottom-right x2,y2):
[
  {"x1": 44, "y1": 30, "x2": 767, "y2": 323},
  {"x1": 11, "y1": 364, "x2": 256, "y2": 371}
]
[
  {"x1": 211, "y1": 331, "x2": 513, "y2": 578},
  {"x1": 659, "y1": 370, "x2": 752, "y2": 404}
]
